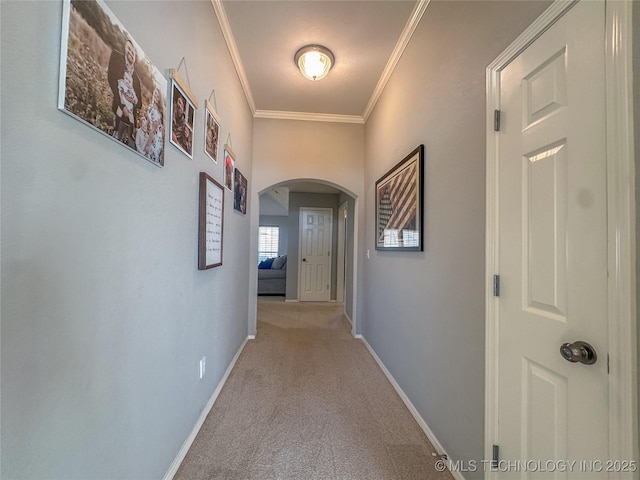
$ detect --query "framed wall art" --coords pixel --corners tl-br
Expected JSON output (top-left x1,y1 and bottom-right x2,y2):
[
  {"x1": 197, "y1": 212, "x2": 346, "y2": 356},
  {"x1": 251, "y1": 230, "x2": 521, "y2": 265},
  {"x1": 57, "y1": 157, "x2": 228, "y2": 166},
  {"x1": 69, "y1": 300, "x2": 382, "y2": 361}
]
[
  {"x1": 169, "y1": 69, "x2": 197, "y2": 159},
  {"x1": 204, "y1": 100, "x2": 221, "y2": 163},
  {"x1": 223, "y1": 145, "x2": 235, "y2": 191},
  {"x1": 375, "y1": 145, "x2": 424, "y2": 251},
  {"x1": 198, "y1": 172, "x2": 224, "y2": 269},
  {"x1": 233, "y1": 168, "x2": 247, "y2": 214},
  {"x1": 58, "y1": 0, "x2": 167, "y2": 166}
]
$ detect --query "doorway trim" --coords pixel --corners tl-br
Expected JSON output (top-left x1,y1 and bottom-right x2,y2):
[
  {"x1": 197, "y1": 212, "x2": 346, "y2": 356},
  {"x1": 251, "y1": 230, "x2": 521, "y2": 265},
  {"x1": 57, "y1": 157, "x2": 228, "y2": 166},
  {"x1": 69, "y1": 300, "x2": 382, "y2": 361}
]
[
  {"x1": 484, "y1": 0, "x2": 637, "y2": 472},
  {"x1": 337, "y1": 201, "x2": 348, "y2": 305}
]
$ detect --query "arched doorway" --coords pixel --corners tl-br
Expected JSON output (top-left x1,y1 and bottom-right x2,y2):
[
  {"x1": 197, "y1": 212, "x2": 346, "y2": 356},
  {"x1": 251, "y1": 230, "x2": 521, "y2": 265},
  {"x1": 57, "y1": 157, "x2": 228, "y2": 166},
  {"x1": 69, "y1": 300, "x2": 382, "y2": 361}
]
[{"x1": 249, "y1": 178, "x2": 359, "y2": 337}]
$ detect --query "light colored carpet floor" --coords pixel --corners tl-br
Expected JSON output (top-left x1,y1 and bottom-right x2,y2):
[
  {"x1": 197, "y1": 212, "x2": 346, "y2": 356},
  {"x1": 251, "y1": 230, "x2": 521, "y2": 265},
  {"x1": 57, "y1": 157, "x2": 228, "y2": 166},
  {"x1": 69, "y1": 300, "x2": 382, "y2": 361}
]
[{"x1": 175, "y1": 298, "x2": 453, "y2": 480}]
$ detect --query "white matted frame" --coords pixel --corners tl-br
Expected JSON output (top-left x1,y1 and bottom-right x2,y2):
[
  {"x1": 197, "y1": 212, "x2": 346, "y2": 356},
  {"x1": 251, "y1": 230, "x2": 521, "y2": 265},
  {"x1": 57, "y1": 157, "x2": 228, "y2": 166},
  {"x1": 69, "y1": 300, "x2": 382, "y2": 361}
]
[
  {"x1": 169, "y1": 69, "x2": 198, "y2": 159},
  {"x1": 204, "y1": 100, "x2": 221, "y2": 163},
  {"x1": 58, "y1": 0, "x2": 167, "y2": 167},
  {"x1": 374, "y1": 145, "x2": 424, "y2": 251},
  {"x1": 484, "y1": 1, "x2": 637, "y2": 476},
  {"x1": 223, "y1": 144, "x2": 235, "y2": 191}
]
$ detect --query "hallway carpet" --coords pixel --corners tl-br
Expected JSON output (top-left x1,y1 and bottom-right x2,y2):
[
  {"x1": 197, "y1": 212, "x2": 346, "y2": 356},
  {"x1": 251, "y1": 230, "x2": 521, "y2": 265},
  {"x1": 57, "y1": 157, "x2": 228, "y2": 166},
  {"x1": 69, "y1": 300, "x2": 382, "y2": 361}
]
[{"x1": 175, "y1": 298, "x2": 453, "y2": 480}]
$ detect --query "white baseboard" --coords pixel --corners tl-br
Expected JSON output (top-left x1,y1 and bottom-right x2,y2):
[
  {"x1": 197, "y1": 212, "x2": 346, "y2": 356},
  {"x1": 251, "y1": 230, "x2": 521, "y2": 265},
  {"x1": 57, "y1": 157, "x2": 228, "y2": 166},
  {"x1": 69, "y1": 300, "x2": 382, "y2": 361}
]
[
  {"x1": 163, "y1": 336, "x2": 250, "y2": 480},
  {"x1": 344, "y1": 312, "x2": 353, "y2": 327},
  {"x1": 247, "y1": 335, "x2": 256, "y2": 340},
  {"x1": 284, "y1": 299, "x2": 299, "y2": 303},
  {"x1": 358, "y1": 336, "x2": 466, "y2": 480}
]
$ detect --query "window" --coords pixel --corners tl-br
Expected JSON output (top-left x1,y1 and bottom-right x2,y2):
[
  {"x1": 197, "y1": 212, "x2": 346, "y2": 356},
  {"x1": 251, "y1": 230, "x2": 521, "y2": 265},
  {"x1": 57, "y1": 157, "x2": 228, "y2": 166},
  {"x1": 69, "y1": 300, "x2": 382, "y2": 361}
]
[{"x1": 258, "y1": 226, "x2": 279, "y2": 262}]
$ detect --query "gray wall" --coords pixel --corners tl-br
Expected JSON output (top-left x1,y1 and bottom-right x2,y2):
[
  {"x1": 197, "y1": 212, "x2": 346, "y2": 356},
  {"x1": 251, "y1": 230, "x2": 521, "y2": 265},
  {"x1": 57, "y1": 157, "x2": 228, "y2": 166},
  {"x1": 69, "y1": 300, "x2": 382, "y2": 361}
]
[
  {"x1": 635, "y1": 0, "x2": 640, "y2": 441},
  {"x1": 259, "y1": 214, "x2": 289, "y2": 256},
  {"x1": 286, "y1": 193, "x2": 340, "y2": 301},
  {"x1": 1, "y1": 1, "x2": 253, "y2": 478},
  {"x1": 248, "y1": 119, "x2": 365, "y2": 334},
  {"x1": 362, "y1": 0, "x2": 550, "y2": 474}
]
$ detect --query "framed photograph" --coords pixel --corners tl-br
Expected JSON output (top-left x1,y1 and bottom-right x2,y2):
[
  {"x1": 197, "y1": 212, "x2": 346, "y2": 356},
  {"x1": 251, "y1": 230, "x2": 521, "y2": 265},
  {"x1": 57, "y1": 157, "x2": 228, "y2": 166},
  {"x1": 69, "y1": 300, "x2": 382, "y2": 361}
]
[
  {"x1": 204, "y1": 100, "x2": 221, "y2": 163},
  {"x1": 58, "y1": 0, "x2": 167, "y2": 167},
  {"x1": 223, "y1": 145, "x2": 235, "y2": 191},
  {"x1": 198, "y1": 172, "x2": 224, "y2": 269},
  {"x1": 375, "y1": 145, "x2": 424, "y2": 251},
  {"x1": 233, "y1": 168, "x2": 248, "y2": 214},
  {"x1": 170, "y1": 70, "x2": 197, "y2": 159}
]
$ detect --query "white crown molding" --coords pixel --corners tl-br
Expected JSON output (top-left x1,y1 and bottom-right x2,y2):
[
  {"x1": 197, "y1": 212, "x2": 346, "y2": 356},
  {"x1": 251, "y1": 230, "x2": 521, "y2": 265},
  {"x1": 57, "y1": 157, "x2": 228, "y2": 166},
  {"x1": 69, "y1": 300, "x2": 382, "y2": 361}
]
[
  {"x1": 254, "y1": 109, "x2": 364, "y2": 125},
  {"x1": 210, "y1": 0, "x2": 256, "y2": 115},
  {"x1": 212, "y1": 0, "x2": 428, "y2": 123},
  {"x1": 362, "y1": 0, "x2": 430, "y2": 122}
]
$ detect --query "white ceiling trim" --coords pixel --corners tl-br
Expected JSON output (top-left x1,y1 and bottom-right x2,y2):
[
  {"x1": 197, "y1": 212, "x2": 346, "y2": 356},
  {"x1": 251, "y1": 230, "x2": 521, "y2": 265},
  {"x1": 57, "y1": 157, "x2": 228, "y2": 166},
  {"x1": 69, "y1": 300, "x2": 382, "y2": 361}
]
[
  {"x1": 254, "y1": 109, "x2": 364, "y2": 124},
  {"x1": 211, "y1": 0, "x2": 257, "y2": 115},
  {"x1": 211, "y1": 0, "x2": 428, "y2": 123},
  {"x1": 362, "y1": 0, "x2": 430, "y2": 122}
]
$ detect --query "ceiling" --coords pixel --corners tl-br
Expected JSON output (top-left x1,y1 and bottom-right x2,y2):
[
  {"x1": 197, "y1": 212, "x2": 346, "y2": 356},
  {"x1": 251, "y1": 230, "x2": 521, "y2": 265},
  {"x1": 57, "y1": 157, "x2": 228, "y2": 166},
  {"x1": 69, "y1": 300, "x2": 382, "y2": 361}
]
[{"x1": 215, "y1": 0, "x2": 424, "y2": 123}]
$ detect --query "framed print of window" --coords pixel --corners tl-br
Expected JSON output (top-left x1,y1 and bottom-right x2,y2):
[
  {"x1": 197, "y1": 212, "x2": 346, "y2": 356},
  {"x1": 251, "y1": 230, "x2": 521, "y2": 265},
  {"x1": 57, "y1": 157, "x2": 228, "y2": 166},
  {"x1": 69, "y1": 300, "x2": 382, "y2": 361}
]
[{"x1": 375, "y1": 145, "x2": 424, "y2": 251}]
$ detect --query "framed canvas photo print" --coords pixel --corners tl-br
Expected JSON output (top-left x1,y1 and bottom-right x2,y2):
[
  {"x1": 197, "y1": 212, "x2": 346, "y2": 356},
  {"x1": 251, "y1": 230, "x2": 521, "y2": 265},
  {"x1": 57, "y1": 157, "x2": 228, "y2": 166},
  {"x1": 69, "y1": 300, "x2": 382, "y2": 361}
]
[
  {"x1": 233, "y1": 168, "x2": 247, "y2": 214},
  {"x1": 375, "y1": 145, "x2": 424, "y2": 251},
  {"x1": 204, "y1": 100, "x2": 221, "y2": 163},
  {"x1": 223, "y1": 145, "x2": 235, "y2": 191},
  {"x1": 58, "y1": 0, "x2": 167, "y2": 166},
  {"x1": 198, "y1": 172, "x2": 224, "y2": 269},
  {"x1": 170, "y1": 71, "x2": 197, "y2": 159}
]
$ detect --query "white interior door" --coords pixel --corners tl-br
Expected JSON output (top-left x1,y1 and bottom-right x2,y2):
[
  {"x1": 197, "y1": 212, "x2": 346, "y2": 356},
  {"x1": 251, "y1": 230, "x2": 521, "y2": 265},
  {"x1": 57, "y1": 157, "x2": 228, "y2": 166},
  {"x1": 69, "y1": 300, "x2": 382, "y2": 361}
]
[
  {"x1": 495, "y1": 0, "x2": 609, "y2": 472},
  {"x1": 299, "y1": 208, "x2": 332, "y2": 302}
]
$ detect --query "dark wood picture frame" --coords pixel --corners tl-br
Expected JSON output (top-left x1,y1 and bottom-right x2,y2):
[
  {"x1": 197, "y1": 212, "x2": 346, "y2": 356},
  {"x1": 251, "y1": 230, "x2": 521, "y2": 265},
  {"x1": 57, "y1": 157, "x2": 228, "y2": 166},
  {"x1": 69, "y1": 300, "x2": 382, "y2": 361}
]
[
  {"x1": 198, "y1": 172, "x2": 224, "y2": 269},
  {"x1": 375, "y1": 145, "x2": 424, "y2": 251}
]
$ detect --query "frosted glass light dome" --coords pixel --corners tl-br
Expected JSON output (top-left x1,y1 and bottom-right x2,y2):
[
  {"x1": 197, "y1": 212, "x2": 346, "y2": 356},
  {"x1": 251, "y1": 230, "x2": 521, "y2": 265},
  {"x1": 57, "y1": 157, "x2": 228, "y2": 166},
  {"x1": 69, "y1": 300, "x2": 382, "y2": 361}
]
[{"x1": 295, "y1": 45, "x2": 335, "y2": 81}]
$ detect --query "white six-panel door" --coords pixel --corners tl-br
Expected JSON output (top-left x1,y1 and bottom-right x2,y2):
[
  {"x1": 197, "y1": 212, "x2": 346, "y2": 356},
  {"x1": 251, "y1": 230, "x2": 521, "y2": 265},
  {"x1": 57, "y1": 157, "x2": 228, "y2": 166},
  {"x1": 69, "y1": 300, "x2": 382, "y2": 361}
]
[
  {"x1": 299, "y1": 208, "x2": 332, "y2": 302},
  {"x1": 495, "y1": 1, "x2": 609, "y2": 474}
]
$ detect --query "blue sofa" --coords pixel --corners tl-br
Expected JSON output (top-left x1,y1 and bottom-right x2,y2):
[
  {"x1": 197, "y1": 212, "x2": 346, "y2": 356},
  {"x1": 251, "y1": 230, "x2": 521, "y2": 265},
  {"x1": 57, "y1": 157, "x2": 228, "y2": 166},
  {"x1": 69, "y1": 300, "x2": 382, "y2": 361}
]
[{"x1": 257, "y1": 255, "x2": 287, "y2": 295}]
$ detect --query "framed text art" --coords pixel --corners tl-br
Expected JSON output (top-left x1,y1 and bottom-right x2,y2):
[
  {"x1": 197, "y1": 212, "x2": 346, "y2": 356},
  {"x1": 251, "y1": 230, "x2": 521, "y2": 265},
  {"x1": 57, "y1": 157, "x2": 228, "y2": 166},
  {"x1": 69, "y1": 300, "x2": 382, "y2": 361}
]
[
  {"x1": 58, "y1": 0, "x2": 167, "y2": 166},
  {"x1": 375, "y1": 145, "x2": 424, "y2": 251},
  {"x1": 198, "y1": 172, "x2": 224, "y2": 269}
]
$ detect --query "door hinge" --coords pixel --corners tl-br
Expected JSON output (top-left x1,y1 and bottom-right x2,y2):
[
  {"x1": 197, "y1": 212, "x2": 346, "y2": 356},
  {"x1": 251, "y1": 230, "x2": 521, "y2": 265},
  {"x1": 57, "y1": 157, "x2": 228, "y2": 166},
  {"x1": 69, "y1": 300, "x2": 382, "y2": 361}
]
[
  {"x1": 492, "y1": 444, "x2": 499, "y2": 469},
  {"x1": 494, "y1": 109, "x2": 501, "y2": 131},
  {"x1": 327, "y1": 284, "x2": 330, "y2": 290},
  {"x1": 493, "y1": 275, "x2": 500, "y2": 297},
  {"x1": 607, "y1": 354, "x2": 610, "y2": 374}
]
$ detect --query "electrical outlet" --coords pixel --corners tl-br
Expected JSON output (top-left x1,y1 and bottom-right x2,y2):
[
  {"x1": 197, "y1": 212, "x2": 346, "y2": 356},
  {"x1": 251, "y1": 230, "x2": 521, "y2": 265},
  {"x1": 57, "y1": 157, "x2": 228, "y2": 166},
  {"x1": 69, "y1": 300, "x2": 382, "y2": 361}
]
[{"x1": 199, "y1": 357, "x2": 206, "y2": 379}]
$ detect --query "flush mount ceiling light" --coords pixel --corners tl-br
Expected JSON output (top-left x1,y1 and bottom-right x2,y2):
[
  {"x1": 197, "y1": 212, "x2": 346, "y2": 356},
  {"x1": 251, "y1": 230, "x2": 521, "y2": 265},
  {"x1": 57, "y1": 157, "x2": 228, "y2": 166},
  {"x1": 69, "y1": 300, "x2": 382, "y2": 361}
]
[{"x1": 294, "y1": 45, "x2": 335, "y2": 81}]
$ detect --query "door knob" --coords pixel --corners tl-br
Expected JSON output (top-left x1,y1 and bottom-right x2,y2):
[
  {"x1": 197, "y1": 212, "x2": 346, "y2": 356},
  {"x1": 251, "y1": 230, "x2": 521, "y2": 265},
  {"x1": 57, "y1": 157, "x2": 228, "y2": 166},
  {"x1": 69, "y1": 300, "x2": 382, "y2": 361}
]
[
  {"x1": 302, "y1": 258, "x2": 307, "y2": 262},
  {"x1": 560, "y1": 341, "x2": 597, "y2": 365}
]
